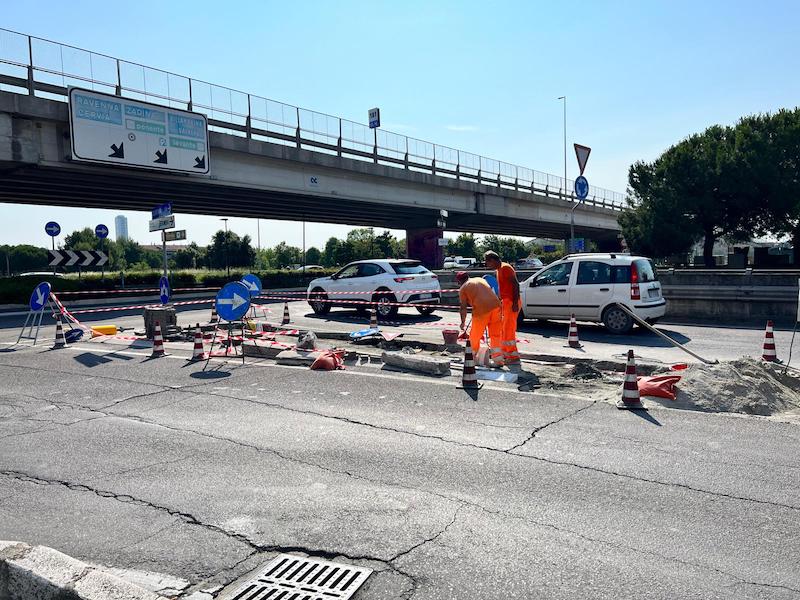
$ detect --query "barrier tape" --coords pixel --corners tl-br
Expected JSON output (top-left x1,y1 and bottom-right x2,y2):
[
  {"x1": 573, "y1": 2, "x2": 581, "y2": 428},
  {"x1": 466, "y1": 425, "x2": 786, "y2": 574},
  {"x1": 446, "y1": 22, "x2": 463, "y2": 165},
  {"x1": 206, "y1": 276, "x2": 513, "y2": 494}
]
[
  {"x1": 262, "y1": 288, "x2": 458, "y2": 296},
  {"x1": 258, "y1": 294, "x2": 459, "y2": 310},
  {"x1": 68, "y1": 298, "x2": 215, "y2": 315},
  {"x1": 55, "y1": 286, "x2": 220, "y2": 296}
]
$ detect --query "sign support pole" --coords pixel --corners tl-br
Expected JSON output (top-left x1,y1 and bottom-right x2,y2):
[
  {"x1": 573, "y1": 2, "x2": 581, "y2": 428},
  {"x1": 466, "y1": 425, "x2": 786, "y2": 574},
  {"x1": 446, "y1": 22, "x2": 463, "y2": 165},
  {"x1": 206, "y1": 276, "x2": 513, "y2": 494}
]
[
  {"x1": 162, "y1": 230, "x2": 168, "y2": 279},
  {"x1": 51, "y1": 236, "x2": 56, "y2": 277}
]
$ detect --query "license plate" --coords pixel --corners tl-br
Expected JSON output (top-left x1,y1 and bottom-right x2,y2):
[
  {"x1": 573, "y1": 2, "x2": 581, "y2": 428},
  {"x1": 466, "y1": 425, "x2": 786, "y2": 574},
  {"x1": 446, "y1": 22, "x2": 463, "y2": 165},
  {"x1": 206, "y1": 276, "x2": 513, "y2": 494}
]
[
  {"x1": 648, "y1": 288, "x2": 660, "y2": 298},
  {"x1": 419, "y1": 293, "x2": 432, "y2": 299}
]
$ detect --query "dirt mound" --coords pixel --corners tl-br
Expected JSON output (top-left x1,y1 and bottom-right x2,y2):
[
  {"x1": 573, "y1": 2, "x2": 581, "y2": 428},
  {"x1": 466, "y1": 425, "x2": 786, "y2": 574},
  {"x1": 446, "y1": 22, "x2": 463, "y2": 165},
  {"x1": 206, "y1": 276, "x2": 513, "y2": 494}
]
[
  {"x1": 565, "y1": 363, "x2": 604, "y2": 380},
  {"x1": 655, "y1": 358, "x2": 800, "y2": 416}
]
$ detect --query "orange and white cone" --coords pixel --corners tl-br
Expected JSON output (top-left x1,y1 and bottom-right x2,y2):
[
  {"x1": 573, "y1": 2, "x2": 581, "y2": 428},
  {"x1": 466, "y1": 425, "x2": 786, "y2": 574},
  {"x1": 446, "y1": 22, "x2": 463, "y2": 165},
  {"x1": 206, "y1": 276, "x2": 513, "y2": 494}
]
[
  {"x1": 617, "y1": 349, "x2": 644, "y2": 410},
  {"x1": 762, "y1": 320, "x2": 777, "y2": 362},
  {"x1": 281, "y1": 302, "x2": 291, "y2": 326},
  {"x1": 52, "y1": 314, "x2": 66, "y2": 349},
  {"x1": 567, "y1": 314, "x2": 582, "y2": 348},
  {"x1": 189, "y1": 323, "x2": 207, "y2": 361},
  {"x1": 210, "y1": 302, "x2": 219, "y2": 324},
  {"x1": 458, "y1": 345, "x2": 483, "y2": 389},
  {"x1": 370, "y1": 309, "x2": 379, "y2": 330},
  {"x1": 150, "y1": 321, "x2": 166, "y2": 358}
]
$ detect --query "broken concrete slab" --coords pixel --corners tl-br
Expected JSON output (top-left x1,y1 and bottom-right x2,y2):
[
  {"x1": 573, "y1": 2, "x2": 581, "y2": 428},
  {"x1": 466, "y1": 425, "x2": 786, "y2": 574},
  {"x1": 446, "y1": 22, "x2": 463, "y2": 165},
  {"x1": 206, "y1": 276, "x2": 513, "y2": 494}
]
[
  {"x1": 275, "y1": 349, "x2": 321, "y2": 366},
  {"x1": 381, "y1": 351, "x2": 451, "y2": 376}
]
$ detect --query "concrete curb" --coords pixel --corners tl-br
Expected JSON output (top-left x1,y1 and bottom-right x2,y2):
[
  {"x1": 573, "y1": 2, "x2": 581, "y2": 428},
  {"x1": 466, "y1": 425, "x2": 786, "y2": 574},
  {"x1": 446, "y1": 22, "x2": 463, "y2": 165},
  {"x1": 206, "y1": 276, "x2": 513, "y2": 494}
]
[{"x1": 0, "y1": 541, "x2": 166, "y2": 600}]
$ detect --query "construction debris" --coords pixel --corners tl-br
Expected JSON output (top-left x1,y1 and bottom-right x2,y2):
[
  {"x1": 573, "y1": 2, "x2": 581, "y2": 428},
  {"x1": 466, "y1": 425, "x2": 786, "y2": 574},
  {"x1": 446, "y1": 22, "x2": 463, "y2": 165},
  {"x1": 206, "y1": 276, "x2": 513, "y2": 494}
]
[{"x1": 382, "y1": 351, "x2": 451, "y2": 376}]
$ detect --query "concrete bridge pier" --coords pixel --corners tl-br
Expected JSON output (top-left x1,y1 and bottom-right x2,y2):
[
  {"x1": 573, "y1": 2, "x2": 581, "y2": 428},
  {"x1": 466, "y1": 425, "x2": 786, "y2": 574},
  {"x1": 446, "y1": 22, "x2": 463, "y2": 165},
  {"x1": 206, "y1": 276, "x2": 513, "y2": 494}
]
[{"x1": 406, "y1": 227, "x2": 445, "y2": 269}]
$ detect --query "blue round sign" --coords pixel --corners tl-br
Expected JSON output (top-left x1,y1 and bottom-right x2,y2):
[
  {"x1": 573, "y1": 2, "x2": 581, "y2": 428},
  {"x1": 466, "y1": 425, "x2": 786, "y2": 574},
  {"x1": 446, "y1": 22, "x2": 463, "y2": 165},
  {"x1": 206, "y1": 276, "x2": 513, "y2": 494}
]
[
  {"x1": 240, "y1": 273, "x2": 262, "y2": 297},
  {"x1": 29, "y1": 281, "x2": 52, "y2": 312},
  {"x1": 45, "y1": 222, "x2": 61, "y2": 237},
  {"x1": 483, "y1": 274, "x2": 499, "y2": 296},
  {"x1": 215, "y1": 281, "x2": 251, "y2": 322},
  {"x1": 159, "y1": 276, "x2": 170, "y2": 305},
  {"x1": 95, "y1": 224, "x2": 109, "y2": 239},
  {"x1": 574, "y1": 175, "x2": 589, "y2": 201}
]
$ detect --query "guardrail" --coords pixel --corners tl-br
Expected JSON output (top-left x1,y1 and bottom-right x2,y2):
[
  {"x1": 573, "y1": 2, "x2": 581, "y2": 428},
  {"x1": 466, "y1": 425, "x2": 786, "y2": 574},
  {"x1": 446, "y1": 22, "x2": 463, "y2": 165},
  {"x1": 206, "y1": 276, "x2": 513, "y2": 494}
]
[{"x1": 0, "y1": 27, "x2": 625, "y2": 211}]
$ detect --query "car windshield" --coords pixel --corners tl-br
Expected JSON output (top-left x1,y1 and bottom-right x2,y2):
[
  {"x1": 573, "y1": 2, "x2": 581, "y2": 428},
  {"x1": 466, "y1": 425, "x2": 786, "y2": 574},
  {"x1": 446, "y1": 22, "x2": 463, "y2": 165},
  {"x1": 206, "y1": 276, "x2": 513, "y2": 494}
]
[{"x1": 393, "y1": 262, "x2": 429, "y2": 274}]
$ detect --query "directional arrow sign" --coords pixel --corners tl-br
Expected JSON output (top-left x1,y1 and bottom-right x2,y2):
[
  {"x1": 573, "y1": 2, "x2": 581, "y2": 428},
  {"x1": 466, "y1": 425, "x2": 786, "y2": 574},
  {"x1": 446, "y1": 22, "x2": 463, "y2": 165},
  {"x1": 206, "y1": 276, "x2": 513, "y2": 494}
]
[
  {"x1": 215, "y1": 281, "x2": 251, "y2": 322},
  {"x1": 49, "y1": 250, "x2": 108, "y2": 267},
  {"x1": 45, "y1": 221, "x2": 61, "y2": 237},
  {"x1": 80, "y1": 250, "x2": 96, "y2": 266},
  {"x1": 29, "y1": 281, "x2": 52, "y2": 312},
  {"x1": 574, "y1": 143, "x2": 591, "y2": 175},
  {"x1": 240, "y1": 273, "x2": 262, "y2": 297},
  {"x1": 108, "y1": 142, "x2": 125, "y2": 159},
  {"x1": 154, "y1": 149, "x2": 168, "y2": 164},
  {"x1": 193, "y1": 156, "x2": 206, "y2": 170},
  {"x1": 159, "y1": 275, "x2": 170, "y2": 305},
  {"x1": 65, "y1": 250, "x2": 80, "y2": 267}
]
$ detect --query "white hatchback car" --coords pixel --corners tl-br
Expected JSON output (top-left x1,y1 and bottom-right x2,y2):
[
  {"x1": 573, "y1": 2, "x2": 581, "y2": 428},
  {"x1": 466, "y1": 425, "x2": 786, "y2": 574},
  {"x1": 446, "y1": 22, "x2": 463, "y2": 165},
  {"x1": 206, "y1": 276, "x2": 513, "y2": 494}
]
[
  {"x1": 307, "y1": 259, "x2": 441, "y2": 318},
  {"x1": 519, "y1": 253, "x2": 666, "y2": 334}
]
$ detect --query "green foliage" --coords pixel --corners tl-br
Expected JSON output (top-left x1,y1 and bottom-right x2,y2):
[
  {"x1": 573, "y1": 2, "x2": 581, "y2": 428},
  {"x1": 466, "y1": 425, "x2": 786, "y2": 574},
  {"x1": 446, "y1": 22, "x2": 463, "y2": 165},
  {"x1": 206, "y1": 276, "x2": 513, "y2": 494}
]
[
  {"x1": 207, "y1": 230, "x2": 256, "y2": 268},
  {"x1": 0, "y1": 244, "x2": 49, "y2": 273},
  {"x1": 478, "y1": 235, "x2": 528, "y2": 262},
  {"x1": 305, "y1": 246, "x2": 322, "y2": 265},
  {"x1": 446, "y1": 233, "x2": 477, "y2": 258}
]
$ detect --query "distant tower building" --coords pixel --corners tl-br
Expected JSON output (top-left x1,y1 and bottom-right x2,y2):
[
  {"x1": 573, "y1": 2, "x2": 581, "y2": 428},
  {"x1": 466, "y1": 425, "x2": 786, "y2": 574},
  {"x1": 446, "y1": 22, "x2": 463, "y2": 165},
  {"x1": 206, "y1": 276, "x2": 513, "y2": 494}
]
[{"x1": 115, "y1": 215, "x2": 129, "y2": 241}]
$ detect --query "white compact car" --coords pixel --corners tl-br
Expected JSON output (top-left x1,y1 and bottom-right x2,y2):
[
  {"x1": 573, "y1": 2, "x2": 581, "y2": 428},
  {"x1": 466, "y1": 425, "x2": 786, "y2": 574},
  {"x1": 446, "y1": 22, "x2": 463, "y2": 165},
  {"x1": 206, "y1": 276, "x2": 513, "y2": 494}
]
[
  {"x1": 307, "y1": 259, "x2": 441, "y2": 318},
  {"x1": 519, "y1": 253, "x2": 666, "y2": 334}
]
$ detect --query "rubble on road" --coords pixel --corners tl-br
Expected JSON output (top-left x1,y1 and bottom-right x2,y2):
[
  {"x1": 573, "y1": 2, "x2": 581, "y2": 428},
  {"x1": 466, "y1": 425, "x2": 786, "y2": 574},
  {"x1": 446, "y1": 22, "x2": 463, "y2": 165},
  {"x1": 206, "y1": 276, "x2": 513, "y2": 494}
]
[{"x1": 564, "y1": 363, "x2": 604, "y2": 380}]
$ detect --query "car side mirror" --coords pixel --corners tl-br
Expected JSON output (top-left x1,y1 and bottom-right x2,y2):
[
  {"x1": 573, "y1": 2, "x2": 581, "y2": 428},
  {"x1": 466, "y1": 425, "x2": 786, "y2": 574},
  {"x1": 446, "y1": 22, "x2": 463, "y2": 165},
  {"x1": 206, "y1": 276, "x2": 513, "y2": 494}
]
[
  {"x1": 331, "y1": 274, "x2": 339, "y2": 280},
  {"x1": 530, "y1": 279, "x2": 538, "y2": 288}
]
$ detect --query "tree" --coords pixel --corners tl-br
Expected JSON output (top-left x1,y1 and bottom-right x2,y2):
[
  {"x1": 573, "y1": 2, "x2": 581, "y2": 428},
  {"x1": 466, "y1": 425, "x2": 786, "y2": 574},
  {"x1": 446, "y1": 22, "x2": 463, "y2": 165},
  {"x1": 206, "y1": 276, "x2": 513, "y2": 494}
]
[
  {"x1": 173, "y1": 242, "x2": 207, "y2": 269},
  {"x1": 346, "y1": 228, "x2": 376, "y2": 260},
  {"x1": 447, "y1": 233, "x2": 477, "y2": 258},
  {"x1": 207, "y1": 230, "x2": 255, "y2": 269},
  {"x1": 305, "y1": 246, "x2": 322, "y2": 265},
  {"x1": 374, "y1": 231, "x2": 401, "y2": 258},
  {"x1": 1, "y1": 244, "x2": 49, "y2": 273},
  {"x1": 273, "y1": 241, "x2": 302, "y2": 268},
  {"x1": 478, "y1": 235, "x2": 528, "y2": 262}
]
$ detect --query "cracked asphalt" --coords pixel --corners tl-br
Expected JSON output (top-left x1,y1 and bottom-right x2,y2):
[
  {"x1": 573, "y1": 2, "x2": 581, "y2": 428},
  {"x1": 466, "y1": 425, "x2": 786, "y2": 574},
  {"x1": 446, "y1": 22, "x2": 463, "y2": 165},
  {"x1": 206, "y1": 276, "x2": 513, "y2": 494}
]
[{"x1": 1, "y1": 328, "x2": 799, "y2": 598}]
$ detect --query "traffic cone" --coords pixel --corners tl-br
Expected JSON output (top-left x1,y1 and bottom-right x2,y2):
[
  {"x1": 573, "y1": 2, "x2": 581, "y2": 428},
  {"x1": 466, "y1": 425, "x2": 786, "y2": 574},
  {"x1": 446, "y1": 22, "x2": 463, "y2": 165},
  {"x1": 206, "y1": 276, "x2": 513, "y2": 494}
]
[
  {"x1": 567, "y1": 314, "x2": 582, "y2": 348},
  {"x1": 281, "y1": 302, "x2": 291, "y2": 326},
  {"x1": 52, "y1": 314, "x2": 66, "y2": 349},
  {"x1": 617, "y1": 349, "x2": 644, "y2": 410},
  {"x1": 210, "y1": 302, "x2": 219, "y2": 324},
  {"x1": 150, "y1": 321, "x2": 166, "y2": 358},
  {"x1": 370, "y1": 309, "x2": 379, "y2": 330},
  {"x1": 458, "y1": 345, "x2": 483, "y2": 389},
  {"x1": 762, "y1": 320, "x2": 777, "y2": 362},
  {"x1": 189, "y1": 323, "x2": 207, "y2": 361}
]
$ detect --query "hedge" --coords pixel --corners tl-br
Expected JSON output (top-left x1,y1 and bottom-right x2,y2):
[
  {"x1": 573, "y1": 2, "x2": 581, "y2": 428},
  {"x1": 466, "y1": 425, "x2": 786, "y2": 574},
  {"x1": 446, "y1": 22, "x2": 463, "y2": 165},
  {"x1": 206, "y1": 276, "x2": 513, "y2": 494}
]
[{"x1": 0, "y1": 269, "x2": 336, "y2": 305}]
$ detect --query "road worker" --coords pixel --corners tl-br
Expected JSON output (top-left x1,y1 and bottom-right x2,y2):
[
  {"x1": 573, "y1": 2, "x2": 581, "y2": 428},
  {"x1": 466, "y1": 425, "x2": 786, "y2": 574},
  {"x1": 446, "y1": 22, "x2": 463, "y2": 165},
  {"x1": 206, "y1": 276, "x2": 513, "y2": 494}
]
[
  {"x1": 483, "y1": 250, "x2": 521, "y2": 366},
  {"x1": 456, "y1": 271, "x2": 504, "y2": 367}
]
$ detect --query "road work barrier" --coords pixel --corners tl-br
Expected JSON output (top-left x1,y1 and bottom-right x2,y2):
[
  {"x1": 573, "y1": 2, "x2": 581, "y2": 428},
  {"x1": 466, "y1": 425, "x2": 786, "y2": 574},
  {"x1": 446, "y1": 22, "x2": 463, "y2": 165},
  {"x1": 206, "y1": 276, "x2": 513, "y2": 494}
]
[
  {"x1": 52, "y1": 314, "x2": 66, "y2": 349},
  {"x1": 618, "y1": 349, "x2": 644, "y2": 410},
  {"x1": 567, "y1": 314, "x2": 582, "y2": 348},
  {"x1": 458, "y1": 346, "x2": 482, "y2": 390},
  {"x1": 150, "y1": 322, "x2": 166, "y2": 358},
  {"x1": 762, "y1": 320, "x2": 778, "y2": 362}
]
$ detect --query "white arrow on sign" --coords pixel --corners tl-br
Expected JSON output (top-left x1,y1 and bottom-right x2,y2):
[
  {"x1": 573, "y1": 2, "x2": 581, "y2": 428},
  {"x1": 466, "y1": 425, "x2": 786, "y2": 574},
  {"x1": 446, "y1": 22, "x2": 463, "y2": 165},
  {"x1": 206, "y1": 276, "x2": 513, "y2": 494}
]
[
  {"x1": 217, "y1": 293, "x2": 247, "y2": 310},
  {"x1": 242, "y1": 280, "x2": 258, "y2": 292},
  {"x1": 34, "y1": 287, "x2": 46, "y2": 306},
  {"x1": 46, "y1": 224, "x2": 60, "y2": 235},
  {"x1": 80, "y1": 250, "x2": 95, "y2": 266},
  {"x1": 160, "y1": 284, "x2": 169, "y2": 299},
  {"x1": 65, "y1": 250, "x2": 80, "y2": 267},
  {"x1": 96, "y1": 252, "x2": 108, "y2": 266}
]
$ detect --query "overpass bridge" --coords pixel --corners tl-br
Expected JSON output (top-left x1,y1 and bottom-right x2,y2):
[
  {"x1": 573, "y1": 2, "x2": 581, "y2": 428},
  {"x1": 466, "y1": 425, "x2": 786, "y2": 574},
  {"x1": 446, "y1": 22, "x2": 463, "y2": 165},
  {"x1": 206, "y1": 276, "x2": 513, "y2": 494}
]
[{"x1": 0, "y1": 28, "x2": 623, "y2": 264}]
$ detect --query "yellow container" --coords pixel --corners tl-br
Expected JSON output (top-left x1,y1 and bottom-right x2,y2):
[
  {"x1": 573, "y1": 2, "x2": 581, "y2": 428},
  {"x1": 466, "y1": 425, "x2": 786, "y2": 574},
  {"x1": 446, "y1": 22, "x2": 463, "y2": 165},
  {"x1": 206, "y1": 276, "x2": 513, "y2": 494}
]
[{"x1": 91, "y1": 325, "x2": 117, "y2": 337}]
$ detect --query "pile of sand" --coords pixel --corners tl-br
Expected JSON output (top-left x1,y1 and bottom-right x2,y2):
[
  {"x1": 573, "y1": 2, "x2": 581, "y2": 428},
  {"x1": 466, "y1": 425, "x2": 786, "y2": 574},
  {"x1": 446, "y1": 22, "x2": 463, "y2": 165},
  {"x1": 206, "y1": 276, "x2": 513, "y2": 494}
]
[{"x1": 660, "y1": 358, "x2": 800, "y2": 415}]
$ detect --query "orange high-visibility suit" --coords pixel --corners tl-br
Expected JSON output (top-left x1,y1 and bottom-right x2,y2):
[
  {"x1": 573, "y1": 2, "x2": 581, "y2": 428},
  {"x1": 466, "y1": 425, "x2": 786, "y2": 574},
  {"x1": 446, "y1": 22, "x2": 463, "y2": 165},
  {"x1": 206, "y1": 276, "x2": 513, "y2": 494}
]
[
  {"x1": 459, "y1": 277, "x2": 503, "y2": 364},
  {"x1": 497, "y1": 262, "x2": 521, "y2": 364}
]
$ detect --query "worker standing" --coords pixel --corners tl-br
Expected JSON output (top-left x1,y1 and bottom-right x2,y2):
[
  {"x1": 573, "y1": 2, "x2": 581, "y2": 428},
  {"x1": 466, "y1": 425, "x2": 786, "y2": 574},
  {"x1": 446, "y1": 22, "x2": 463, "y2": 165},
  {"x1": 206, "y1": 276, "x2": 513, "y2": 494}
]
[
  {"x1": 484, "y1": 251, "x2": 521, "y2": 366},
  {"x1": 456, "y1": 271, "x2": 504, "y2": 367}
]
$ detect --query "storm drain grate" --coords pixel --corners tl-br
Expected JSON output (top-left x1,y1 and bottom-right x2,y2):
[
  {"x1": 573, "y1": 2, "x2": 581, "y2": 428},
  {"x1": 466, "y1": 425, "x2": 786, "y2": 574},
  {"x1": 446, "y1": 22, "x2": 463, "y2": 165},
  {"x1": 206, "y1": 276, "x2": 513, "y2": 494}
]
[{"x1": 227, "y1": 554, "x2": 373, "y2": 600}]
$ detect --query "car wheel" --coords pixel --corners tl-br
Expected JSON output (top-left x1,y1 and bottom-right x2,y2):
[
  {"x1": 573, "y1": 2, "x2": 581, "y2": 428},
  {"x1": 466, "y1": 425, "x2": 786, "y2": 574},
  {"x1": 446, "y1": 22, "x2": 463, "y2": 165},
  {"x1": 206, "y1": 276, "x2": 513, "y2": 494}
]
[
  {"x1": 416, "y1": 306, "x2": 435, "y2": 316},
  {"x1": 602, "y1": 305, "x2": 634, "y2": 334},
  {"x1": 309, "y1": 289, "x2": 330, "y2": 315},
  {"x1": 372, "y1": 292, "x2": 398, "y2": 318},
  {"x1": 517, "y1": 310, "x2": 526, "y2": 325}
]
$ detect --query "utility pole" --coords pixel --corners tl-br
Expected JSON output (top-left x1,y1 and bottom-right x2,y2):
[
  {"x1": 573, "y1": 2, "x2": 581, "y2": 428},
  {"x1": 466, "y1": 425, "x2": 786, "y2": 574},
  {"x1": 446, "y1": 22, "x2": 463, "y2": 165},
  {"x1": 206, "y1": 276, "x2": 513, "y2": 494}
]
[
  {"x1": 221, "y1": 218, "x2": 229, "y2": 277},
  {"x1": 558, "y1": 96, "x2": 573, "y2": 253}
]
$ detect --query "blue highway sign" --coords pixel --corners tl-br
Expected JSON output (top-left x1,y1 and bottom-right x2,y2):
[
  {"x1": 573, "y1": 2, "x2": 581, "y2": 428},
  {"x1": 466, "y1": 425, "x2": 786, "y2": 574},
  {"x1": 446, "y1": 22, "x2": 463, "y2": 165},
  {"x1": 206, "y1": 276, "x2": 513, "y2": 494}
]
[
  {"x1": 95, "y1": 224, "x2": 109, "y2": 239},
  {"x1": 152, "y1": 202, "x2": 173, "y2": 220},
  {"x1": 29, "y1": 281, "x2": 52, "y2": 312},
  {"x1": 159, "y1": 276, "x2": 171, "y2": 305},
  {"x1": 574, "y1": 175, "x2": 589, "y2": 200},
  {"x1": 241, "y1": 273, "x2": 262, "y2": 296},
  {"x1": 45, "y1": 222, "x2": 61, "y2": 237},
  {"x1": 215, "y1": 281, "x2": 251, "y2": 322}
]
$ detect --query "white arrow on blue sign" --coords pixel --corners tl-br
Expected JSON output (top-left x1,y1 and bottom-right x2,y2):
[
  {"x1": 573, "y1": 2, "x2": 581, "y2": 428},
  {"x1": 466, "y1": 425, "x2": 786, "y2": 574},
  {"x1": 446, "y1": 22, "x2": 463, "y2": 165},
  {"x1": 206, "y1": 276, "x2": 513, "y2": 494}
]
[
  {"x1": 240, "y1": 273, "x2": 262, "y2": 296},
  {"x1": 215, "y1": 281, "x2": 251, "y2": 322},
  {"x1": 29, "y1": 281, "x2": 52, "y2": 312},
  {"x1": 574, "y1": 175, "x2": 589, "y2": 201},
  {"x1": 159, "y1": 276, "x2": 170, "y2": 305},
  {"x1": 95, "y1": 224, "x2": 109, "y2": 239},
  {"x1": 45, "y1": 222, "x2": 61, "y2": 237}
]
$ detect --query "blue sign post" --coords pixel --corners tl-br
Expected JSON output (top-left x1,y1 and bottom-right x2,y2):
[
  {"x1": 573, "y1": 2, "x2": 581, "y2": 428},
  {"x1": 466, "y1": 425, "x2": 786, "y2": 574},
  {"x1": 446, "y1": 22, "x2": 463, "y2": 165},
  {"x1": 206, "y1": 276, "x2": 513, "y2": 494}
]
[
  {"x1": 45, "y1": 222, "x2": 61, "y2": 237},
  {"x1": 215, "y1": 281, "x2": 251, "y2": 322},
  {"x1": 240, "y1": 274, "x2": 262, "y2": 296},
  {"x1": 95, "y1": 224, "x2": 109, "y2": 239},
  {"x1": 152, "y1": 202, "x2": 173, "y2": 220},
  {"x1": 483, "y1": 274, "x2": 500, "y2": 297},
  {"x1": 574, "y1": 175, "x2": 589, "y2": 201},
  {"x1": 159, "y1": 275, "x2": 170, "y2": 305},
  {"x1": 17, "y1": 281, "x2": 53, "y2": 346}
]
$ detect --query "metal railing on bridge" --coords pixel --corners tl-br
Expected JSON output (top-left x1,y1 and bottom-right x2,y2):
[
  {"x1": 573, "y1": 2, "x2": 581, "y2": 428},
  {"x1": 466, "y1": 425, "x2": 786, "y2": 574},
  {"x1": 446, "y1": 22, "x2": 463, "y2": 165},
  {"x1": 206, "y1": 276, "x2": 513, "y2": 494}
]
[{"x1": 0, "y1": 28, "x2": 625, "y2": 211}]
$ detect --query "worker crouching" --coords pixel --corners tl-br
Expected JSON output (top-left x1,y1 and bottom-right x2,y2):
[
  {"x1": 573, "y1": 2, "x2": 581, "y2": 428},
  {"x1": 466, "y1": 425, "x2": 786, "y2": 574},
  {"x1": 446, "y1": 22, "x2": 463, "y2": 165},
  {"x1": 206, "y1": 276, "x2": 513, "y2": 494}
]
[{"x1": 456, "y1": 271, "x2": 504, "y2": 367}]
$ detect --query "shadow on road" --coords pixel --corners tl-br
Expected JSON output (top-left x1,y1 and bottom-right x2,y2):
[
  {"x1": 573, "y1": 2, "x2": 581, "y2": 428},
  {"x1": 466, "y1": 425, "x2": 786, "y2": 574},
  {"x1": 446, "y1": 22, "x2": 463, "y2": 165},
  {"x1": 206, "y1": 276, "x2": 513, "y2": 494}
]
[
  {"x1": 627, "y1": 408, "x2": 662, "y2": 426},
  {"x1": 518, "y1": 320, "x2": 691, "y2": 347},
  {"x1": 303, "y1": 308, "x2": 450, "y2": 326},
  {"x1": 73, "y1": 351, "x2": 134, "y2": 367}
]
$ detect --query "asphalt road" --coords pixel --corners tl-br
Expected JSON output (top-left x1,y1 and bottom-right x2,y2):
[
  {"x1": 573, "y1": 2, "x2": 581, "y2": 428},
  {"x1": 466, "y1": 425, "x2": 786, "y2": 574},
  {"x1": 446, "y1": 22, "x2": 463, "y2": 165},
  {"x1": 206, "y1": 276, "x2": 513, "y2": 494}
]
[{"x1": 1, "y1": 314, "x2": 799, "y2": 599}]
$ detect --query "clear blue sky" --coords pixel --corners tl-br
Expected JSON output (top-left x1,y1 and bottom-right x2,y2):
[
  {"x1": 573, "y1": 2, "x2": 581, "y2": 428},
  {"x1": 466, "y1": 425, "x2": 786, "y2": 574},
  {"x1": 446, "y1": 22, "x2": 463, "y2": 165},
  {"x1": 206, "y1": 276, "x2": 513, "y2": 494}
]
[{"x1": 2, "y1": 0, "x2": 799, "y2": 249}]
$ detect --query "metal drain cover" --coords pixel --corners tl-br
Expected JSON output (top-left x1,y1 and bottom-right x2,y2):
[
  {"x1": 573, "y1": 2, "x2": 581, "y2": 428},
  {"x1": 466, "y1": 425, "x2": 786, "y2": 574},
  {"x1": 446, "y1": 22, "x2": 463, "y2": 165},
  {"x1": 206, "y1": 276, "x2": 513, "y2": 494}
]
[{"x1": 227, "y1": 554, "x2": 373, "y2": 600}]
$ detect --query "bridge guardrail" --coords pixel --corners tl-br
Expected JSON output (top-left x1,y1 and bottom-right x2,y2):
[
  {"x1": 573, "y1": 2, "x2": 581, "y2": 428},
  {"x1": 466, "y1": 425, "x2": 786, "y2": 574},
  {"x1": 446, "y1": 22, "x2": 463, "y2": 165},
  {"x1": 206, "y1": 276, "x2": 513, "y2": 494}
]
[{"x1": 0, "y1": 27, "x2": 625, "y2": 211}]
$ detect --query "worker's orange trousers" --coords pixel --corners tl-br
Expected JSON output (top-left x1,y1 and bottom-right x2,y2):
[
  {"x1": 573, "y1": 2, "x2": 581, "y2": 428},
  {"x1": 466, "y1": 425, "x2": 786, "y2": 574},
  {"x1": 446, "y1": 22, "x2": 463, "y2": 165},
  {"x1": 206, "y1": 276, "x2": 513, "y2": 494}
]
[
  {"x1": 470, "y1": 306, "x2": 504, "y2": 365},
  {"x1": 501, "y1": 298, "x2": 520, "y2": 364}
]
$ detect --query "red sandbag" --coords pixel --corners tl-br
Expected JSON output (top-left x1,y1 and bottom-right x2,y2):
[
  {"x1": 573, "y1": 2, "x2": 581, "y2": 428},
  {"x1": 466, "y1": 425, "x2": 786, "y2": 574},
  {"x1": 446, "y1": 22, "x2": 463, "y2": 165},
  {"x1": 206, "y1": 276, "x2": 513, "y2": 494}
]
[
  {"x1": 637, "y1": 375, "x2": 682, "y2": 400},
  {"x1": 311, "y1": 349, "x2": 345, "y2": 371}
]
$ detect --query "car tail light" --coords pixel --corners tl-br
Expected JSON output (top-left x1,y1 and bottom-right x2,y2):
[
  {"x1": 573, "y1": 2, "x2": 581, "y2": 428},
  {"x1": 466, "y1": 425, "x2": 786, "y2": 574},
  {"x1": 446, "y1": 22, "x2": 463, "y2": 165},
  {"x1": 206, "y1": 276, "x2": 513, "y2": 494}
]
[
  {"x1": 430, "y1": 274, "x2": 438, "y2": 279},
  {"x1": 394, "y1": 277, "x2": 414, "y2": 283},
  {"x1": 630, "y1": 263, "x2": 640, "y2": 300}
]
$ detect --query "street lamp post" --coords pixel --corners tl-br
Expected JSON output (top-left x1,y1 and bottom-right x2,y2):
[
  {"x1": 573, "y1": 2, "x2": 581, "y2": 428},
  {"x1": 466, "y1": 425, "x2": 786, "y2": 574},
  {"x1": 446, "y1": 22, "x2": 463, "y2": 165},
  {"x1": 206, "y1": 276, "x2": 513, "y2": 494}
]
[
  {"x1": 221, "y1": 218, "x2": 229, "y2": 277},
  {"x1": 558, "y1": 96, "x2": 574, "y2": 253}
]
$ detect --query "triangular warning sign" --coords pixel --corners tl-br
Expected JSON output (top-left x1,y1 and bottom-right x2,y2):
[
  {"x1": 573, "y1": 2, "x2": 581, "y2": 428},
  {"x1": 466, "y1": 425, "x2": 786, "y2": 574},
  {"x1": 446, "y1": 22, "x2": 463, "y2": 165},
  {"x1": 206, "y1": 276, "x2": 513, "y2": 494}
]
[{"x1": 574, "y1": 143, "x2": 591, "y2": 175}]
